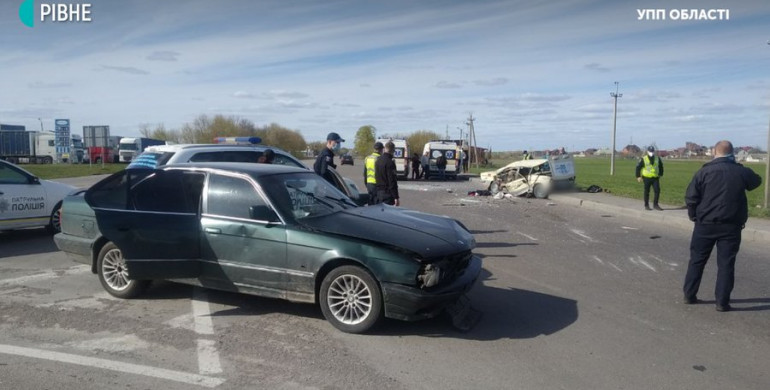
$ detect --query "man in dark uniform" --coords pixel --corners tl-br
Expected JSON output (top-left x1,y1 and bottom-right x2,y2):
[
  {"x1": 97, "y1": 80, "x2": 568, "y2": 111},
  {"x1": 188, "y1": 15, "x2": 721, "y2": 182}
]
[
  {"x1": 683, "y1": 140, "x2": 762, "y2": 312},
  {"x1": 635, "y1": 146, "x2": 664, "y2": 210},
  {"x1": 314, "y1": 132, "x2": 344, "y2": 185},
  {"x1": 374, "y1": 141, "x2": 400, "y2": 206}
]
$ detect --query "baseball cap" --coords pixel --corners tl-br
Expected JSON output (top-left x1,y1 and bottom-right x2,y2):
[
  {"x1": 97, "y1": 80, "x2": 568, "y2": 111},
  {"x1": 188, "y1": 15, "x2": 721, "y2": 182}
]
[
  {"x1": 327, "y1": 132, "x2": 345, "y2": 142},
  {"x1": 647, "y1": 146, "x2": 655, "y2": 152},
  {"x1": 373, "y1": 141, "x2": 384, "y2": 150}
]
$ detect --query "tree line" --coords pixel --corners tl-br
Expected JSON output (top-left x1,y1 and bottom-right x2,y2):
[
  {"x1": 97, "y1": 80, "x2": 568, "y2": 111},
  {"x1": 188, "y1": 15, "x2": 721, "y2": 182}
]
[{"x1": 140, "y1": 115, "x2": 446, "y2": 159}]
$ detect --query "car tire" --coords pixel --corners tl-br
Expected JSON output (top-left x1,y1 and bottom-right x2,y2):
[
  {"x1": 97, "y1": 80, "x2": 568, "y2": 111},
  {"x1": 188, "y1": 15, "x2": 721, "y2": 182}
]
[
  {"x1": 46, "y1": 202, "x2": 62, "y2": 233},
  {"x1": 319, "y1": 265, "x2": 382, "y2": 334},
  {"x1": 42, "y1": 156, "x2": 53, "y2": 164},
  {"x1": 97, "y1": 242, "x2": 148, "y2": 299},
  {"x1": 533, "y1": 184, "x2": 549, "y2": 199}
]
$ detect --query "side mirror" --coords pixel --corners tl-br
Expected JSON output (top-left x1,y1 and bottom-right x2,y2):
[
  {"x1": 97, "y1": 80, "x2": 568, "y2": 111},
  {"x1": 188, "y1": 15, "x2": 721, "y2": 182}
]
[
  {"x1": 249, "y1": 205, "x2": 280, "y2": 223},
  {"x1": 31, "y1": 176, "x2": 41, "y2": 184}
]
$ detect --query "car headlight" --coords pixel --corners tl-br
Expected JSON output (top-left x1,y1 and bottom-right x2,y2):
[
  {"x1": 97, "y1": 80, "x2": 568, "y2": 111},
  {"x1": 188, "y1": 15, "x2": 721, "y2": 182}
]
[{"x1": 418, "y1": 264, "x2": 441, "y2": 288}]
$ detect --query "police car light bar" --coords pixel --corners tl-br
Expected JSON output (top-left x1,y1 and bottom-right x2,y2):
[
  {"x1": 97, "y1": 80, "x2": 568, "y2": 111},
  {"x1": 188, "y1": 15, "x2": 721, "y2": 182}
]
[{"x1": 213, "y1": 136, "x2": 261, "y2": 144}]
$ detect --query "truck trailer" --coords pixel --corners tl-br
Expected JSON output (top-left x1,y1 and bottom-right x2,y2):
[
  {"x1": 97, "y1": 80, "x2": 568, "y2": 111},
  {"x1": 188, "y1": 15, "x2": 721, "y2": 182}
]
[
  {"x1": 0, "y1": 130, "x2": 58, "y2": 164},
  {"x1": 118, "y1": 137, "x2": 166, "y2": 162}
]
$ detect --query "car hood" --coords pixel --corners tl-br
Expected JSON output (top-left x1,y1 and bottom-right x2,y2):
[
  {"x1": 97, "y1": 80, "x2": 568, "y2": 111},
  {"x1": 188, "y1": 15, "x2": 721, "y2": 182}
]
[{"x1": 300, "y1": 205, "x2": 475, "y2": 259}]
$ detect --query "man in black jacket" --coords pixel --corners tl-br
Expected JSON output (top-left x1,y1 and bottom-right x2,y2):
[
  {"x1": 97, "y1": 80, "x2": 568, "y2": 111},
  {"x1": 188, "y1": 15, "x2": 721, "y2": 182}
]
[
  {"x1": 314, "y1": 132, "x2": 344, "y2": 185},
  {"x1": 683, "y1": 140, "x2": 762, "y2": 312},
  {"x1": 374, "y1": 141, "x2": 400, "y2": 206}
]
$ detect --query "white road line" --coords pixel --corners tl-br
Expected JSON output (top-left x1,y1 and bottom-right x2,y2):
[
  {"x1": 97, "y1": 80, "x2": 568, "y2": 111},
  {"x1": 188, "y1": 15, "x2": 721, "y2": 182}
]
[
  {"x1": 0, "y1": 265, "x2": 89, "y2": 286},
  {"x1": 591, "y1": 255, "x2": 604, "y2": 264},
  {"x1": 192, "y1": 288, "x2": 223, "y2": 375},
  {"x1": 608, "y1": 262, "x2": 623, "y2": 272},
  {"x1": 570, "y1": 229, "x2": 595, "y2": 242},
  {"x1": 516, "y1": 231, "x2": 539, "y2": 241},
  {"x1": 621, "y1": 226, "x2": 639, "y2": 230},
  {"x1": 0, "y1": 344, "x2": 224, "y2": 388}
]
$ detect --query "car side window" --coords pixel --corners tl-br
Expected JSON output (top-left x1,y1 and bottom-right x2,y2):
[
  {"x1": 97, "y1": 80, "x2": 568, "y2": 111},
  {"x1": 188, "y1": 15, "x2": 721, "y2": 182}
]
[
  {"x1": 0, "y1": 163, "x2": 31, "y2": 184},
  {"x1": 189, "y1": 151, "x2": 259, "y2": 163},
  {"x1": 272, "y1": 154, "x2": 304, "y2": 168},
  {"x1": 87, "y1": 170, "x2": 153, "y2": 209},
  {"x1": 130, "y1": 170, "x2": 204, "y2": 213},
  {"x1": 206, "y1": 174, "x2": 265, "y2": 219}
]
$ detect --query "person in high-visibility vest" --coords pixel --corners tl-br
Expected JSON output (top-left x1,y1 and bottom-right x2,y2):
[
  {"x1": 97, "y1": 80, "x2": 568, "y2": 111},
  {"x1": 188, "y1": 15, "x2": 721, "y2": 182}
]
[
  {"x1": 635, "y1": 146, "x2": 664, "y2": 210},
  {"x1": 363, "y1": 142, "x2": 383, "y2": 205},
  {"x1": 522, "y1": 150, "x2": 532, "y2": 160}
]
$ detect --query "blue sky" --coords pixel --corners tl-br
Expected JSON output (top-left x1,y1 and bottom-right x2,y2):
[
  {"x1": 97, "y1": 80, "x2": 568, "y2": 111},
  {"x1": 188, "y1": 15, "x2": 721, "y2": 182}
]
[{"x1": 1, "y1": 0, "x2": 769, "y2": 151}]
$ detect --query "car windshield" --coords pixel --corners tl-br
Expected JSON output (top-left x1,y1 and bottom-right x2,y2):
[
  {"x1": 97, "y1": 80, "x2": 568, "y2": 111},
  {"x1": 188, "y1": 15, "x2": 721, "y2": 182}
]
[{"x1": 260, "y1": 171, "x2": 357, "y2": 221}]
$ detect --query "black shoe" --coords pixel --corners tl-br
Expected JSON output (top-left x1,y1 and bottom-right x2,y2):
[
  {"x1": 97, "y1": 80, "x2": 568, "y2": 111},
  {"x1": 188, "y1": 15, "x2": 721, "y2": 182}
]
[
  {"x1": 715, "y1": 304, "x2": 731, "y2": 312},
  {"x1": 684, "y1": 296, "x2": 699, "y2": 305},
  {"x1": 654, "y1": 204, "x2": 663, "y2": 211},
  {"x1": 645, "y1": 205, "x2": 652, "y2": 211}
]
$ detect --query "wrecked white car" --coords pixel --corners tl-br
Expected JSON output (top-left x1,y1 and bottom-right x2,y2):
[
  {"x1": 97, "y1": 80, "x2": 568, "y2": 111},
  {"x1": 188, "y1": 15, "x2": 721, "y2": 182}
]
[{"x1": 480, "y1": 155, "x2": 575, "y2": 199}]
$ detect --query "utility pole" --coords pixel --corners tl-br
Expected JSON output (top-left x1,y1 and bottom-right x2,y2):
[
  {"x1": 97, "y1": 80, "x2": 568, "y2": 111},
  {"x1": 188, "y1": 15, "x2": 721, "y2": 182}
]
[
  {"x1": 610, "y1": 82, "x2": 622, "y2": 175},
  {"x1": 764, "y1": 40, "x2": 770, "y2": 209},
  {"x1": 466, "y1": 113, "x2": 478, "y2": 169},
  {"x1": 38, "y1": 118, "x2": 44, "y2": 132}
]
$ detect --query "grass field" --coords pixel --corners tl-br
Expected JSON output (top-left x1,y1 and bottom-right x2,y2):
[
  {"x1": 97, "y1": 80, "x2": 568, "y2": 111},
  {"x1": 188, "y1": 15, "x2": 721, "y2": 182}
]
[
  {"x1": 471, "y1": 157, "x2": 769, "y2": 219},
  {"x1": 21, "y1": 163, "x2": 126, "y2": 179}
]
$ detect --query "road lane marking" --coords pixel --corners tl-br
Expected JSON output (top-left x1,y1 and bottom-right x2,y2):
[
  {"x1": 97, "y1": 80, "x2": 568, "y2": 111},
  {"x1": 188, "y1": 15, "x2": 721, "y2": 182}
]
[
  {"x1": 591, "y1": 255, "x2": 604, "y2": 264},
  {"x1": 0, "y1": 265, "x2": 89, "y2": 286},
  {"x1": 192, "y1": 288, "x2": 223, "y2": 375},
  {"x1": 516, "y1": 231, "x2": 539, "y2": 241},
  {"x1": 570, "y1": 229, "x2": 596, "y2": 243},
  {"x1": 0, "y1": 344, "x2": 224, "y2": 388}
]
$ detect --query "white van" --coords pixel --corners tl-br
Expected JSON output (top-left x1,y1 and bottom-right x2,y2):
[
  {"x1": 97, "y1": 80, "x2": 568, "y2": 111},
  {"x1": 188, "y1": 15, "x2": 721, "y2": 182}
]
[
  {"x1": 422, "y1": 141, "x2": 461, "y2": 180},
  {"x1": 377, "y1": 138, "x2": 410, "y2": 179}
]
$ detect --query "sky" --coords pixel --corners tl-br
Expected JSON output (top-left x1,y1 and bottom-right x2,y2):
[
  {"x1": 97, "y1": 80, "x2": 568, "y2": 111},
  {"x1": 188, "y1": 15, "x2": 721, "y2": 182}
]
[{"x1": 1, "y1": 0, "x2": 769, "y2": 151}]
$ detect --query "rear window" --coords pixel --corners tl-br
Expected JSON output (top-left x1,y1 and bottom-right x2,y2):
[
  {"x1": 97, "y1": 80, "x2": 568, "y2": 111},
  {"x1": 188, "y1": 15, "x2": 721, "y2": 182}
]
[
  {"x1": 128, "y1": 152, "x2": 175, "y2": 169},
  {"x1": 430, "y1": 149, "x2": 456, "y2": 160}
]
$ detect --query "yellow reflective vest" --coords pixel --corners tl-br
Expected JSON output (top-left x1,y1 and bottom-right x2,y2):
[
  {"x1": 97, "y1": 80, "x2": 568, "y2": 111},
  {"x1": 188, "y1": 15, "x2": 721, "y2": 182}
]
[
  {"x1": 642, "y1": 155, "x2": 661, "y2": 178},
  {"x1": 364, "y1": 152, "x2": 380, "y2": 184}
]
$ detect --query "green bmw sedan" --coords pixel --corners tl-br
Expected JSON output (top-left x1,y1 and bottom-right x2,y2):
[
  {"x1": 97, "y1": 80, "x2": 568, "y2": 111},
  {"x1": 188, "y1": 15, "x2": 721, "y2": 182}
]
[{"x1": 54, "y1": 163, "x2": 481, "y2": 333}]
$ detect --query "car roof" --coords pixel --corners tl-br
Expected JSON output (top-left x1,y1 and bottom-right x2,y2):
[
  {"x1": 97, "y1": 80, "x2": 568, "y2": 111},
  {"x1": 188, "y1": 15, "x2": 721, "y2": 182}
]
[
  {"x1": 145, "y1": 143, "x2": 290, "y2": 154},
  {"x1": 162, "y1": 162, "x2": 310, "y2": 177},
  {"x1": 497, "y1": 159, "x2": 547, "y2": 170}
]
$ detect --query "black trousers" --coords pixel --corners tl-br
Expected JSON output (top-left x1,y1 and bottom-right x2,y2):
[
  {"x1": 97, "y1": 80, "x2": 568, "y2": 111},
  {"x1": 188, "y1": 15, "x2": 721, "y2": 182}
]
[
  {"x1": 365, "y1": 183, "x2": 377, "y2": 205},
  {"x1": 683, "y1": 223, "x2": 742, "y2": 306},
  {"x1": 376, "y1": 190, "x2": 395, "y2": 205},
  {"x1": 642, "y1": 177, "x2": 660, "y2": 206}
]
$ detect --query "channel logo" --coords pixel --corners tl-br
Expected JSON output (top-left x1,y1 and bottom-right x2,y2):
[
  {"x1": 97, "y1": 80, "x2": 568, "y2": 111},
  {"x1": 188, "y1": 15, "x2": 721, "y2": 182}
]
[{"x1": 19, "y1": 0, "x2": 93, "y2": 28}]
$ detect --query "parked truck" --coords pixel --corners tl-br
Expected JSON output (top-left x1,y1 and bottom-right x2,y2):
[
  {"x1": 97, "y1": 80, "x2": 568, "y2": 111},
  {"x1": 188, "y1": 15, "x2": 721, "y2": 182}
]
[
  {"x1": 70, "y1": 134, "x2": 85, "y2": 163},
  {"x1": 0, "y1": 130, "x2": 58, "y2": 164},
  {"x1": 118, "y1": 137, "x2": 166, "y2": 163}
]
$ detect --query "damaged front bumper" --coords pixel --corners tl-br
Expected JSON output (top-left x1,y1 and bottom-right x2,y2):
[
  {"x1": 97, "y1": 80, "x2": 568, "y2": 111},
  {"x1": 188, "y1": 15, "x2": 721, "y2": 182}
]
[{"x1": 381, "y1": 255, "x2": 482, "y2": 322}]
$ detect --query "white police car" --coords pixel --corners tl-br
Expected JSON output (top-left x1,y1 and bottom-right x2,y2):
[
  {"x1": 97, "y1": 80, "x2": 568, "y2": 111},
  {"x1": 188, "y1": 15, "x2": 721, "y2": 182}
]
[{"x1": 0, "y1": 159, "x2": 76, "y2": 233}]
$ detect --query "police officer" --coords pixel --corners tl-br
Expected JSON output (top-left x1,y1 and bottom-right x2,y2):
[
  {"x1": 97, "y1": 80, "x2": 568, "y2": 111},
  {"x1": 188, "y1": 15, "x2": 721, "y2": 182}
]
[
  {"x1": 363, "y1": 142, "x2": 383, "y2": 205},
  {"x1": 374, "y1": 141, "x2": 400, "y2": 206},
  {"x1": 683, "y1": 140, "x2": 761, "y2": 312},
  {"x1": 636, "y1": 146, "x2": 664, "y2": 210},
  {"x1": 314, "y1": 132, "x2": 344, "y2": 185},
  {"x1": 522, "y1": 150, "x2": 532, "y2": 160}
]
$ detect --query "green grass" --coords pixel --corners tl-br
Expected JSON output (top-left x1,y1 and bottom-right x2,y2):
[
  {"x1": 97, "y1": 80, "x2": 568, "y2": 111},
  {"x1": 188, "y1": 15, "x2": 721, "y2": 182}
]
[
  {"x1": 471, "y1": 157, "x2": 769, "y2": 219},
  {"x1": 22, "y1": 163, "x2": 126, "y2": 179}
]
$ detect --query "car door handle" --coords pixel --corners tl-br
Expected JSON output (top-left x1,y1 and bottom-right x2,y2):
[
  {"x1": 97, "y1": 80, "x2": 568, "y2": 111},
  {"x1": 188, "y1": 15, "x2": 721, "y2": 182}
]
[{"x1": 204, "y1": 227, "x2": 221, "y2": 234}]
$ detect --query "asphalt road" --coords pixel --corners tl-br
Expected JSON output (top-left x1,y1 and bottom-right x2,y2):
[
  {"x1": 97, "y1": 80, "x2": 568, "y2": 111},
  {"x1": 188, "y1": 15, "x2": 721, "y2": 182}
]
[{"x1": 1, "y1": 163, "x2": 768, "y2": 389}]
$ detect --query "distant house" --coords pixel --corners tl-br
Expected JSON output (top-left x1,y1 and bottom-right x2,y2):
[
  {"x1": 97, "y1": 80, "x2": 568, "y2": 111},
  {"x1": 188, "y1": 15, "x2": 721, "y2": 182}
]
[
  {"x1": 594, "y1": 148, "x2": 613, "y2": 156},
  {"x1": 735, "y1": 150, "x2": 750, "y2": 162},
  {"x1": 584, "y1": 148, "x2": 597, "y2": 156},
  {"x1": 746, "y1": 154, "x2": 768, "y2": 162},
  {"x1": 621, "y1": 145, "x2": 641, "y2": 157}
]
